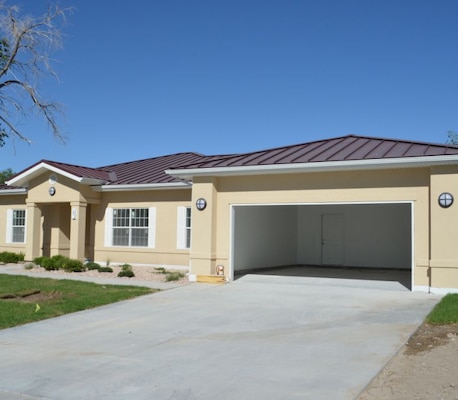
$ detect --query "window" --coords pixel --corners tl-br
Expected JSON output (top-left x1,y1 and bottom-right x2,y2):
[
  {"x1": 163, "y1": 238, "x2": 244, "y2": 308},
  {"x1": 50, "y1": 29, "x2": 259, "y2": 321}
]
[
  {"x1": 6, "y1": 209, "x2": 26, "y2": 243},
  {"x1": 105, "y1": 208, "x2": 155, "y2": 247},
  {"x1": 177, "y1": 207, "x2": 191, "y2": 249}
]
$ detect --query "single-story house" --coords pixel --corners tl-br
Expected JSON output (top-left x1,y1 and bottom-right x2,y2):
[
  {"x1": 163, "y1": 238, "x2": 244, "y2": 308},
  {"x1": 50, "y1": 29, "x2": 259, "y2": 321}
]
[{"x1": 1, "y1": 134, "x2": 458, "y2": 293}]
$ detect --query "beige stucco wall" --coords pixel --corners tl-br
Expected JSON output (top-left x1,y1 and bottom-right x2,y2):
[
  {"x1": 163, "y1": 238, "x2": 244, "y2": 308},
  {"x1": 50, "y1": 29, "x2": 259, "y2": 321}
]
[
  {"x1": 1, "y1": 171, "x2": 192, "y2": 269},
  {"x1": 427, "y1": 165, "x2": 458, "y2": 289},
  {"x1": 0, "y1": 194, "x2": 27, "y2": 254},
  {"x1": 92, "y1": 189, "x2": 192, "y2": 267},
  {"x1": 190, "y1": 168, "x2": 437, "y2": 289}
]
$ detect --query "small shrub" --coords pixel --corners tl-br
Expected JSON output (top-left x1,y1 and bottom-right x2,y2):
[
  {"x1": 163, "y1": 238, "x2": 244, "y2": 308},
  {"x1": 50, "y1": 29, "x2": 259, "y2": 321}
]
[
  {"x1": 118, "y1": 263, "x2": 135, "y2": 278},
  {"x1": 154, "y1": 267, "x2": 167, "y2": 274},
  {"x1": 38, "y1": 255, "x2": 86, "y2": 272},
  {"x1": 98, "y1": 266, "x2": 113, "y2": 273},
  {"x1": 165, "y1": 271, "x2": 185, "y2": 282},
  {"x1": 41, "y1": 257, "x2": 59, "y2": 271},
  {"x1": 0, "y1": 251, "x2": 24, "y2": 264},
  {"x1": 62, "y1": 259, "x2": 85, "y2": 273},
  {"x1": 33, "y1": 256, "x2": 45, "y2": 267},
  {"x1": 86, "y1": 262, "x2": 101, "y2": 271}
]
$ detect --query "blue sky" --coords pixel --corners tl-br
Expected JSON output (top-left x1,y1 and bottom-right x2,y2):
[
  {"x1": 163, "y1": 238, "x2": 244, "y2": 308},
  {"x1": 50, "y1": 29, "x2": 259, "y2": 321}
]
[{"x1": 2, "y1": 0, "x2": 458, "y2": 173}]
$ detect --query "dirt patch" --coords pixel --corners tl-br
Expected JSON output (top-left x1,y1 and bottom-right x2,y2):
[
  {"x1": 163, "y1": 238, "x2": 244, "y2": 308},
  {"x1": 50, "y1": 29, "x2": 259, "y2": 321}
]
[
  {"x1": 405, "y1": 322, "x2": 458, "y2": 355},
  {"x1": 0, "y1": 290, "x2": 62, "y2": 303},
  {"x1": 358, "y1": 322, "x2": 458, "y2": 400}
]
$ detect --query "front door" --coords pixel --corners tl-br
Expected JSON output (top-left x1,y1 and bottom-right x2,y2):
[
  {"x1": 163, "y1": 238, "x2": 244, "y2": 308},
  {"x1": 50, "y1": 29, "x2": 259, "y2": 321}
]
[{"x1": 321, "y1": 214, "x2": 345, "y2": 266}]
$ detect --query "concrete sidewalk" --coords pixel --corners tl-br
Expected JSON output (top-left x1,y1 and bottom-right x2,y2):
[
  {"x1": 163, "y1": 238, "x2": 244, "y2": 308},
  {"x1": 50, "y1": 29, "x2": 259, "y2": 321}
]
[{"x1": 0, "y1": 274, "x2": 440, "y2": 400}]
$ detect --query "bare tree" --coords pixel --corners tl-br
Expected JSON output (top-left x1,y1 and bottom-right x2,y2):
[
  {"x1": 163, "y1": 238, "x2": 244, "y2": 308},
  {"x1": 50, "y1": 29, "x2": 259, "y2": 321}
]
[
  {"x1": 0, "y1": 2, "x2": 71, "y2": 147},
  {"x1": 446, "y1": 130, "x2": 458, "y2": 145}
]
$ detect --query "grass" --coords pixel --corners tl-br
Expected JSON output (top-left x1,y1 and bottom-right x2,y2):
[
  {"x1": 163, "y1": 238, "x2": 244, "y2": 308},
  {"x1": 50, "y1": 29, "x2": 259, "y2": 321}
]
[
  {"x1": 426, "y1": 293, "x2": 458, "y2": 324},
  {"x1": 0, "y1": 275, "x2": 156, "y2": 330}
]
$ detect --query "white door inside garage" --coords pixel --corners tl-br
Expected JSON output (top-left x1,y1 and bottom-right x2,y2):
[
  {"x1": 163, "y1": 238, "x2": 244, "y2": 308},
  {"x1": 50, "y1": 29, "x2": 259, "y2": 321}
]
[{"x1": 231, "y1": 202, "x2": 412, "y2": 284}]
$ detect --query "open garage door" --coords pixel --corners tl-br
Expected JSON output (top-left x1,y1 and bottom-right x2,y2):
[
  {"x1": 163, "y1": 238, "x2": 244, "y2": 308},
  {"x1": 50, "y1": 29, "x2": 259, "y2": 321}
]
[{"x1": 231, "y1": 203, "x2": 412, "y2": 289}]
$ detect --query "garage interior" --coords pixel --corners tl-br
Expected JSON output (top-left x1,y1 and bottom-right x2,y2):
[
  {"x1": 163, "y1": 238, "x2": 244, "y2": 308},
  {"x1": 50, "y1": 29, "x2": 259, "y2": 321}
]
[{"x1": 232, "y1": 203, "x2": 412, "y2": 289}]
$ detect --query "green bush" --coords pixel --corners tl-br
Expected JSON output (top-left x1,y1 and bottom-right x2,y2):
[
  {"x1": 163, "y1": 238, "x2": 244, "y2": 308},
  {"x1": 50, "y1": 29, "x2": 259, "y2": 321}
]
[
  {"x1": 0, "y1": 251, "x2": 24, "y2": 264},
  {"x1": 33, "y1": 256, "x2": 45, "y2": 267},
  {"x1": 118, "y1": 263, "x2": 135, "y2": 278},
  {"x1": 86, "y1": 262, "x2": 101, "y2": 271},
  {"x1": 154, "y1": 267, "x2": 167, "y2": 274},
  {"x1": 36, "y1": 255, "x2": 86, "y2": 272},
  {"x1": 165, "y1": 271, "x2": 185, "y2": 282},
  {"x1": 62, "y1": 258, "x2": 85, "y2": 273},
  {"x1": 98, "y1": 266, "x2": 113, "y2": 273},
  {"x1": 41, "y1": 257, "x2": 60, "y2": 271}
]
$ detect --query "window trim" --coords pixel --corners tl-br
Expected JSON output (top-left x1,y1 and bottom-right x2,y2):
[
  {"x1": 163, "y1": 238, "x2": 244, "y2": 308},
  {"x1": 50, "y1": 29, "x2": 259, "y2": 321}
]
[
  {"x1": 177, "y1": 206, "x2": 191, "y2": 249},
  {"x1": 104, "y1": 207, "x2": 155, "y2": 248},
  {"x1": 6, "y1": 209, "x2": 26, "y2": 244}
]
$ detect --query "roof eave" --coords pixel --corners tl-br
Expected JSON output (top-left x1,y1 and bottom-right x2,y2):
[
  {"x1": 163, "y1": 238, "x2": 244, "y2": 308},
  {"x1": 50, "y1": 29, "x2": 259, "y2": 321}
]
[
  {"x1": 92, "y1": 182, "x2": 192, "y2": 192},
  {"x1": 0, "y1": 188, "x2": 27, "y2": 196},
  {"x1": 166, "y1": 155, "x2": 458, "y2": 180},
  {"x1": 6, "y1": 162, "x2": 108, "y2": 187}
]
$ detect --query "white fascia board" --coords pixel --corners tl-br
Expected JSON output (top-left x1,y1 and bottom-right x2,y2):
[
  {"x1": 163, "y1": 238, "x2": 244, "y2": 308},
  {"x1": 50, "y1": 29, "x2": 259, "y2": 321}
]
[
  {"x1": 92, "y1": 182, "x2": 191, "y2": 192},
  {"x1": 6, "y1": 162, "x2": 106, "y2": 187},
  {"x1": 0, "y1": 188, "x2": 27, "y2": 196},
  {"x1": 166, "y1": 155, "x2": 458, "y2": 179}
]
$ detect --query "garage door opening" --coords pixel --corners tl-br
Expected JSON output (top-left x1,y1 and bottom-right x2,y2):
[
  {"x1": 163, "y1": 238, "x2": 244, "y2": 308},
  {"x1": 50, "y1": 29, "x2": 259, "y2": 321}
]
[{"x1": 231, "y1": 203, "x2": 412, "y2": 289}]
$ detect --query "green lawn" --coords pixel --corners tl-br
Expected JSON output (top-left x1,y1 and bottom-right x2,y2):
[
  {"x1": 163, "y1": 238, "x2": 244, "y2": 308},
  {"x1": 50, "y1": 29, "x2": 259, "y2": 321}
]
[
  {"x1": 426, "y1": 293, "x2": 458, "y2": 325},
  {"x1": 0, "y1": 274, "x2": 156, "y2": 329}
]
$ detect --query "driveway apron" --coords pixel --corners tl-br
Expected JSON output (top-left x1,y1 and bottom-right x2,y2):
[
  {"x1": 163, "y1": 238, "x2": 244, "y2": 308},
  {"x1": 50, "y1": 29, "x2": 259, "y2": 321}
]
[{"x1": 0, "y1": 275, "x2": 440, "y2": 400}]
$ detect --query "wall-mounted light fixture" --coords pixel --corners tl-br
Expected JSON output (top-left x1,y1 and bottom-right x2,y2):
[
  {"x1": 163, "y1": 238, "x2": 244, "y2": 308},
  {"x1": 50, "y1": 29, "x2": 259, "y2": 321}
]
[
  {"x1": 438, "y1": 192, "x2": 453, "y2": 208},
  {"x1": 48, "y1": 186, "x2": 56, "y2": 196},
  {"x1": 196, "y1": 198, "x2": 207, "y2": 211}
]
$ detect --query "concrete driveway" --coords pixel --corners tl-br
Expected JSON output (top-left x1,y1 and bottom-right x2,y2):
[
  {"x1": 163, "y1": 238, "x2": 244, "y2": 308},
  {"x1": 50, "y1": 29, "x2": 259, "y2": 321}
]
[{"x1": 0, "y1": 275, "x2": 439, "y2": 400}]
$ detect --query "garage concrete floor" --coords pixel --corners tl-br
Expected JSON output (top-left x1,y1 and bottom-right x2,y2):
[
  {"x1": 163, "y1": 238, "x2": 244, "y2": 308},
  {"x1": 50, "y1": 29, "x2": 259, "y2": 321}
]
[
  {"x1": 0, "y1": 274, "x2": 437, "y2": 400},
  {"x1": 235, "y1": 265, "x2": 412, "y2": 290}
]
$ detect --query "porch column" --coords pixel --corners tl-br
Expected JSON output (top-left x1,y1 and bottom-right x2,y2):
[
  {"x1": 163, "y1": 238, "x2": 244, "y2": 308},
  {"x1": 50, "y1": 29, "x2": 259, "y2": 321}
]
[
  {"x1": 69, "y1": 201, "x2": 87, "y2": 261},
  {"x1": 25, "y1": 202, "x2": 42, "y2": 261},
  {"x1": 190, "y1": 177, "x2": 218, "y2": 276}
]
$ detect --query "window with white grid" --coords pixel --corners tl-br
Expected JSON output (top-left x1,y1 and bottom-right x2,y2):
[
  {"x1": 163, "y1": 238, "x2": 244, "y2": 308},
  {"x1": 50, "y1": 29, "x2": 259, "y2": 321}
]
[
  {"x1": 6, "y1": 209, "x2": 26, "y2": 243},
  {"x1": 112, "y1": 208, "x2": 149, "y2": 247}
]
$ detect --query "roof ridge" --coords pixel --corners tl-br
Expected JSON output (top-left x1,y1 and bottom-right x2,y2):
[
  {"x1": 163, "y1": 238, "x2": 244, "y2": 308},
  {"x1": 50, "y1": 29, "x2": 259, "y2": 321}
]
[
  {"x1": 42, "y1": 159, "x2": 107, "y2": 172},
  {"x1": 99, "y1": 151, "x2": 206, "y2": 169}
]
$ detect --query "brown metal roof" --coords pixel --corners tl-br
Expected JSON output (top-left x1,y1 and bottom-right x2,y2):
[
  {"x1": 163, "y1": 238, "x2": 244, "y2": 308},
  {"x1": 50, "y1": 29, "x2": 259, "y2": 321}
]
[
  {"x1": 99, "y1": 152, "x2": 208, "y2": 185},
  {"x1": 169, "y1": 135, "x2": 458, "y2": 170},
  {"x1": 4, "y1": 135, "x2": 458, "y2": 191},
  {"x1": 41, "y1": 160, "x2": 115, "y2": 181}
]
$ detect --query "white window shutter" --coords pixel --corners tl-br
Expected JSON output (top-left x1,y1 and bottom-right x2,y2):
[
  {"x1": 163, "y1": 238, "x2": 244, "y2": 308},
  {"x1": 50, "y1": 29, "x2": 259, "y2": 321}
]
[
  {"x1": 104, "y1": 208, "x2": 113, "y2": 247},
  {"x1": 5, "y1": 209, "x2": 13, "y2": 244},
  {"x1": 148, "y1": 207, "x2": 156, "y2": 248},
  {"x1": 177, "y1": 206, "x2": 186, "y2": 249},
  {"x1": 23, "y1": 210, "x2": 27, "y2": 243}
]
